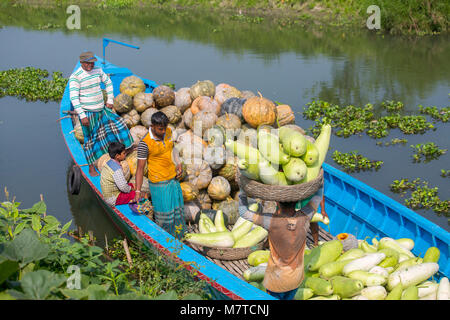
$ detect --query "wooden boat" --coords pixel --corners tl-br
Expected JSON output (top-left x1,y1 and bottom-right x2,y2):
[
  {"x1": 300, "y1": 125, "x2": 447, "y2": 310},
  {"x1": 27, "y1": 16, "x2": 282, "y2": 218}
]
[{"x1": 60, "y1": 44, "x2": 449, "y2": 300}]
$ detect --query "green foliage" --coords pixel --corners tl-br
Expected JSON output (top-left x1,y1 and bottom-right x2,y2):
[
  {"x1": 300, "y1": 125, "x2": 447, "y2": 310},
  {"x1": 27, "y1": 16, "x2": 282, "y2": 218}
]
[
  {"x1": 410, "y1": 142, "x2": 447, "y2": 163},
  {"x1": 303, "y1": 100, "x2": 374, "y2": 138},
  {"x1": 356, "y1": 0, "x2": 450, "y2": 35},
  {"x1": 419, "y1": 105, "x2": 449, "y2": 123},
  {"x1": 8, "y1": 270, "x2": 67, "y2": 300},
  {"x1": 161, "y1": 82, "x2": 176, "y2": 90},
  {"x1": 1, "y1": 229, "x2": 49, "y2": 268},
  {"x1": 106, "y1": 239, "x2": 210, "y2": 299},
  {"x1": 303, "y1": 100, "x2": 436, "y2": 139},
  {"x1": 332, "y1": 150, "x2": 383, "y2": 173},
  {"x1": 0, "y1": 67, "x2": 68, "y2": 102},
  {"x1": 381, "y1": 100, "x2": 404, "y2": 113},
  {"x1": 440, "y1": 169, "x2": 450, "y2": 178},
  {"x1": 3, "y1": 0, "x2": 449, "y2": 36}
]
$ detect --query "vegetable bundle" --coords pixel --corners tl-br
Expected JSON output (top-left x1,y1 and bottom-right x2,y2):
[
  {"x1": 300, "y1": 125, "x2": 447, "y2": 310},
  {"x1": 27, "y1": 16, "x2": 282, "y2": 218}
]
[
  {"x1": 184, "y1": 212, "x2": 268, "y2": 249},
  {"x1": 76, "y1": 78, "x2": 332, "y2": 225},
  {"x1": 243, "y1": 237, "x2": 448, "y2": 300},
  {"x1": 229, "y1": 123, "x2": 332, "y2": 186}
]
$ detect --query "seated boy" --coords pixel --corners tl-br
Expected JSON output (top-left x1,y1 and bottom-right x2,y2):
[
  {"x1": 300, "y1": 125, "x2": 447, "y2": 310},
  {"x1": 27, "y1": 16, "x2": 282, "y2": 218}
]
[{"x1": 100, "y1": 142, "x2": 135, "y2": 207}]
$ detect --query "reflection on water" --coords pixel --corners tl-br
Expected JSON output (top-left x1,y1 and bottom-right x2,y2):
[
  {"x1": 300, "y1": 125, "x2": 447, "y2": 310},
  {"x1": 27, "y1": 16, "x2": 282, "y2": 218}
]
[
  {"x1": 1, "y1": 4, "x2": 449, "y2": 108},
  {"x1": 66, "y1": 162, "x2": 122, "y2": 248}
]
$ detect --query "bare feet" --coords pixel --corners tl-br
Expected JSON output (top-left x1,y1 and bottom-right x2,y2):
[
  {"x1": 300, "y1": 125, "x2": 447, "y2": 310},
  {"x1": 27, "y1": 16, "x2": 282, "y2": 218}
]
[{"x1": 88, "y1": 164, "x2": 99, "y2": 177}]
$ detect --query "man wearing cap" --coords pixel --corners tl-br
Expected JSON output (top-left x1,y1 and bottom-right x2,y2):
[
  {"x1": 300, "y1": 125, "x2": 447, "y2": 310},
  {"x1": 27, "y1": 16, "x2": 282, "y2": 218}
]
[{"x1": 69, "y1": 51, "x2": 133, "y2": 176}]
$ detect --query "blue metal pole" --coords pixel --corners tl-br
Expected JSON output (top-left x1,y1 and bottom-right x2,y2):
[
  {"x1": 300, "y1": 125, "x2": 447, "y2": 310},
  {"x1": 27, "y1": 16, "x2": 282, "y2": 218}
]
[{"x1": 102, "y1": 38, "x2": 140, "y2": 65}]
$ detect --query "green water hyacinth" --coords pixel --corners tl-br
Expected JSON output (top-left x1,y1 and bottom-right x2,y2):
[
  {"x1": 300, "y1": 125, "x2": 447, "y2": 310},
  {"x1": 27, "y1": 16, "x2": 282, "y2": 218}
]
[
  {"x1": 419, "y1": 105, "x2": 449, "y2": 123},
  {"x1": 0, "y1": 67, "x2": 68, "y2": 102},
  {"x1": 303, "y1": 100, "x2": 437, "y2": 139},
  {"x1": 390, "y1": 178, "x2": 449, "y2": 216},
  {"x1": 332, "y1": 150, "x2": 383, "y2": 173},
  {"x1": 410, "y1": 142, "x2": 447, "y2": 163}
]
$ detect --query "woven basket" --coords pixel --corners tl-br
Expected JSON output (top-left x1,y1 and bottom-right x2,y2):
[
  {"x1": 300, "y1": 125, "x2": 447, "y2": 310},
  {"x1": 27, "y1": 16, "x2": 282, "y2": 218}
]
[
  {"x1": 187, "y1": 224, "x2": 267, "y2": 261},
  {"x1": 236, "y1": 167, "x2": 324, "y2": 202},
  {"x1": 194, "y1": 238, "x2": 267, "y2": 261}
]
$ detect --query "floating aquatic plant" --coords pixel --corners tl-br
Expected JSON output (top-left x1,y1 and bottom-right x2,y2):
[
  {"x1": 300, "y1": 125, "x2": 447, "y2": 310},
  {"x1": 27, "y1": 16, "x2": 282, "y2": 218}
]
[
  {"x1": 332, "y1": 150, "x2": 383, "y2": 173},
  {"x1": 410, "y1": 142, "x2": 447, "y2": 163},
  {"x1": 390, "y1": 178, "x2": 449, "y2": 216},
  {"x1": 419, "y1": 105, "x2": 449, "y2": 123},
  {"x1": 0, "y1": 67, "x2": 68, "y2": 102},
  {"x1": 303, "y1": 100, "x2": 436, "y2": 139}
]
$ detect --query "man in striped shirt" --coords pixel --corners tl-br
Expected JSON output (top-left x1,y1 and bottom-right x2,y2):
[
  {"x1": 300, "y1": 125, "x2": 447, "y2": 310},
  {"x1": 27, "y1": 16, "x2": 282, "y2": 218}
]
[{"x1": 69, "y1": 51, "x2": 133, "y2": 176}]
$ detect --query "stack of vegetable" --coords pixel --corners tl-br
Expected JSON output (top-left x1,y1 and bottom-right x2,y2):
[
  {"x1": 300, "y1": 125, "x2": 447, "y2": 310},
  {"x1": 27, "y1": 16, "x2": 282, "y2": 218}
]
[
  {"x1": 243, "y1": 237, "x2": 449, "y2": 300},
  {"x1": 227, "y1": 117, "x2": 331, "y2": 187},
  {"x1": 184, "y1": 211, "x2": 268, "y2": 249}
]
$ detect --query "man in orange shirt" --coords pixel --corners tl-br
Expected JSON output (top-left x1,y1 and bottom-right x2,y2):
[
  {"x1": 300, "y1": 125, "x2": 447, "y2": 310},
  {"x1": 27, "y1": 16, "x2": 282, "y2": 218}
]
[{"x1": 134, "y1": 111, "x2": 185, "y2": 239}]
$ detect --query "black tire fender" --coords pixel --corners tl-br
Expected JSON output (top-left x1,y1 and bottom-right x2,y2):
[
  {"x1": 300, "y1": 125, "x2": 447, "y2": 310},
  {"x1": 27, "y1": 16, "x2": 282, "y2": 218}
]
[{"x1": 68, "y1": 165, "x2": 81, "y2": 195}]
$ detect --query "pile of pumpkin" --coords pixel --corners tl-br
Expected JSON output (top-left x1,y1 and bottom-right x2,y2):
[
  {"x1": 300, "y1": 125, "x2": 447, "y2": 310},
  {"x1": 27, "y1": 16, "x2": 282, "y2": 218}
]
[{"x1": 73, "y1": 76, "x2": 301, "y2": 224}]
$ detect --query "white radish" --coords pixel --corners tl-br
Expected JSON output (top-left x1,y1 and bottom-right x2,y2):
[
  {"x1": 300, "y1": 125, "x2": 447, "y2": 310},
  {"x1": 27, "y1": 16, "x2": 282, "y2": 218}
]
[
  {"x1": 417, "y1": 281, "x2": 439, "y2": 298},
  {"x1": 437, "y1": 277, "x2": 449, "y2": 300},
  {"x1": 352, "y1": 295, "x2": 369, "y2": 300},
  {"x1": 378, "y1": 237, "x2": 415, "y2": 258},
  {"x1": 343, "y1": 253, "x2": 386, "y2": 275},
  {"x1": 419, "y1": 292, "x2": 437, "y2": 300},
  {"x1": 369, "y1": 266, "x2": 389, "y2": 278},
  {"x1": 387, "y1": 263, "x2": 440, "y2": 291},
  {"x1": 347, "y1": 270, "x2": 386, "y2": 286},
  {"x1": 184, "y1": 231, "x2": 235, "y2": 248},
  {"x1": 360, "y1": 286, "x2": 387, "y2": 300},
  {"x1": 395, "y1": 238, "x2": 415, "y2": 251},
  {"x1": 398, "y1": 253, "x2": 410, "y2": 263}
]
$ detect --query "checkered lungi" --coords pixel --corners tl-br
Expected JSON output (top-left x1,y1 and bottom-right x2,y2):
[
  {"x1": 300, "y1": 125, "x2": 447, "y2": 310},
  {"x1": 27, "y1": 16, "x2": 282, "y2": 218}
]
[
  {"x1": 81, "y1": 107, "x2": 133, "y2": 165},
  {"x1": 149, "y1": 178, "x2": 186, "y2": 240}
]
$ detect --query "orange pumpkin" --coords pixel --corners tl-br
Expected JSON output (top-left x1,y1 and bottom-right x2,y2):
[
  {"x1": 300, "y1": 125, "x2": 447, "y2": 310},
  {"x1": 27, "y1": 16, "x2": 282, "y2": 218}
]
[
  {"x1": 180, "y1": 181, "x2": 199, "y2": 202},
  {"x1": 190, "y1": 96, "x2": 220, "y2": 115},
  {"x1": 276, "y1": 104, "x2": 296, "y2": 127},
  {"x1": 242, "y1": 92, "x2": 277, "y2": 128}
]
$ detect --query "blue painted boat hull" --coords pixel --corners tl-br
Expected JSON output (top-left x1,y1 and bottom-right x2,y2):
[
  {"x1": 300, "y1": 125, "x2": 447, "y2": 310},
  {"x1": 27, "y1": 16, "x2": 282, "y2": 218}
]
[
  {"x1": 322, "y1": 163, "x2": 449, "y2": 279},
  {"x1": 60, "y1": 57, "x2": 449, "y2": 300}
]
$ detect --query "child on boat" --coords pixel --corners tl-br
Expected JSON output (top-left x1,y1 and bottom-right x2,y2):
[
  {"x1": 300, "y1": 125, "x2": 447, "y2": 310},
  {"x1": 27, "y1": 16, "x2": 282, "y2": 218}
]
[
  {"x1": 238, "y1": 188, "x2": 327, "y2": 300},
  {"x1": 133, "y1": 111, "x2": 186, "y2": 240},
  {"x1": 100, "y1": 142, "x2": 136, "y2": 207}
]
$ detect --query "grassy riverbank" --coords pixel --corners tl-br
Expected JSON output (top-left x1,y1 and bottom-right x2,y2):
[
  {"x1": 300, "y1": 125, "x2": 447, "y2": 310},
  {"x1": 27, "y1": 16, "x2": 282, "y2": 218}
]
[
  {"x1": 0, "y1": 191, "x2": 210, "y2": 300},
  {"x1": 7, "y1": 0, "x2": 450, "y2": 36}
]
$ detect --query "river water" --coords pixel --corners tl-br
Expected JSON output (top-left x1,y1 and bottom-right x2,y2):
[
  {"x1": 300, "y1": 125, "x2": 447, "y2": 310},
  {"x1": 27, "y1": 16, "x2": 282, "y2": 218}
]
[{"x1": 0, "y1": 6, "x2": 449, "y2": 244}]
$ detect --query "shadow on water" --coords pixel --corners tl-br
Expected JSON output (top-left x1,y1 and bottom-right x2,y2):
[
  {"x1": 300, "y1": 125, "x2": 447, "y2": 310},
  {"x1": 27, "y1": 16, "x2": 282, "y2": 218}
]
[{"x1": 66, "y1": 162, "x2": 122, "y2": 248}]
